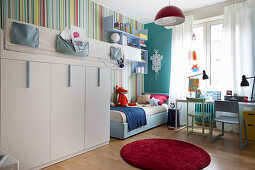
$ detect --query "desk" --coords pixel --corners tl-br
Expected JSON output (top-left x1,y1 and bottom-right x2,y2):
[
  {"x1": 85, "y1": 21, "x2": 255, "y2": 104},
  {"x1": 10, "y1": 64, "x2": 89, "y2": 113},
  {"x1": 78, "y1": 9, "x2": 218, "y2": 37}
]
[{"x1": 174, "y1": 99, "x2": 255, "y2": 131}]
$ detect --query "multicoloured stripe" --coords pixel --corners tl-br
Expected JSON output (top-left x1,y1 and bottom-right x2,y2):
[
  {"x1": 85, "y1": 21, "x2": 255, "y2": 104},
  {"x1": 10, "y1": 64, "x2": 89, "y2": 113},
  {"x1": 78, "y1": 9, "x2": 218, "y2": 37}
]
[{"x1": 0, "y1": 0, "x2": 144, "y2": 102}]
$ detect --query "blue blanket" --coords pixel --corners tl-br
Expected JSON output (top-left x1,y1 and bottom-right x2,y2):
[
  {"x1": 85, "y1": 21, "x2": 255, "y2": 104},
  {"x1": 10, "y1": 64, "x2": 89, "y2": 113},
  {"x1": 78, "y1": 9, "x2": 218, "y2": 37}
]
[{"x1": 110, "y1": 107, "x2": 147, "y2": 131}]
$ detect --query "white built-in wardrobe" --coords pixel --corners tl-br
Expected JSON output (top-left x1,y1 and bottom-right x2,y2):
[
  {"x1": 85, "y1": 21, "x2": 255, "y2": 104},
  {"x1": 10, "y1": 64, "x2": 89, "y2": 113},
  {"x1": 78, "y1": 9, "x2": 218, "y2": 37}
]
[
  {"x1": 0, "y1": 19, "x2": 141, "y2": 169},
  {"x1": 0, "y1": 58, "x2": 110, "y2": 169}
]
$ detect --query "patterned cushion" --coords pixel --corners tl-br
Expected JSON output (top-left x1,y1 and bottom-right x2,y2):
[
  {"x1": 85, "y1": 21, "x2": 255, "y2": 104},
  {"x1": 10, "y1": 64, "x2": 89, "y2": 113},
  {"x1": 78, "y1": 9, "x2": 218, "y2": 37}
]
[{"x1": 137, "y1": 94, "x2": 151, "y2": 104}]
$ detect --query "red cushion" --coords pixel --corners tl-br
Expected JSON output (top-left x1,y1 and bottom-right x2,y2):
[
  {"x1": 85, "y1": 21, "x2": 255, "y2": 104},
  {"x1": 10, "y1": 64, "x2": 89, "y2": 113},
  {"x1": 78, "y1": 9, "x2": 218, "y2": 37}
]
[{"x1": 150, "y1": 95, "x2": 169, "y2": 105}]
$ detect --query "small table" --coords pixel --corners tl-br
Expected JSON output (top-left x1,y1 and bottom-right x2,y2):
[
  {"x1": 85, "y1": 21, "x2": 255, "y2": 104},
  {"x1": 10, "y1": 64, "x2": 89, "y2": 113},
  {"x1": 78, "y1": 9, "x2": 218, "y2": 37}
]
[
  {"x1": 0, "y1": 150, "x2": 19, "y2": 170},
  {"x1": 168, "y1": 109, "x2": 180, "y2": 129},
  {"x1": 174, "y1": 99, "x2": 255, "y2": 132}
]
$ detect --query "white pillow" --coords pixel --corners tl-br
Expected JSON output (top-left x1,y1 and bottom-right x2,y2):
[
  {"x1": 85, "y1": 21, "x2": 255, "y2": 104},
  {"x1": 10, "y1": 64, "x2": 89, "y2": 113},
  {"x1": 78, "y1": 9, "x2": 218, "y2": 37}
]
[
  {"x1": 70, "y1": 25, "x2": 86, "y2": 42},
  {"x1": 147, "y1": 97, "x2": 160, "y2": 106}
]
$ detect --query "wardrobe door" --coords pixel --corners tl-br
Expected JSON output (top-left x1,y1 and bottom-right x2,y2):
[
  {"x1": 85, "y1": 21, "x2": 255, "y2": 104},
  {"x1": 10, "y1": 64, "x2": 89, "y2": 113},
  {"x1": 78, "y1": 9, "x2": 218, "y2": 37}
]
[
  {"x1": 51, "y1": 64, "x2": 85, "y2": 160},
  {"x1": 85, "y1": 67, "x2": 110, "y2": 149},
  {"x1": 0, "y1": 59, "x2": 51, "y2": 170}
]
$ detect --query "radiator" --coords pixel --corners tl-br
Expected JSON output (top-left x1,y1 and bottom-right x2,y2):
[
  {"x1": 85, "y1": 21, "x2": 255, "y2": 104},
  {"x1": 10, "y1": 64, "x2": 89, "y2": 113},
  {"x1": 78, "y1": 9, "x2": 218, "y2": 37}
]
[{"x1": 195, "y1": 104, "x2": 215, "y2": 123}]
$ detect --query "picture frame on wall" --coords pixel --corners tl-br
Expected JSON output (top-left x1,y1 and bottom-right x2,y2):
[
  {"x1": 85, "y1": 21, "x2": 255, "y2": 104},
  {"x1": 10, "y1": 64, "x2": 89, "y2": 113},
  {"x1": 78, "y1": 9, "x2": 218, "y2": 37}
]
[{"x1": 123, "y1": 35, "x2": 128, "y2": 46}]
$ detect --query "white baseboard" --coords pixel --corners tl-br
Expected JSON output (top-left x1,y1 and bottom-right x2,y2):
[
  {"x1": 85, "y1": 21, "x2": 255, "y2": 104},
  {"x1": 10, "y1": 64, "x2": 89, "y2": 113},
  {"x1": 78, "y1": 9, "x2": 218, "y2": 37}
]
[{"x1": 30, "y1": 141, "x2": 109, "y2": 170}]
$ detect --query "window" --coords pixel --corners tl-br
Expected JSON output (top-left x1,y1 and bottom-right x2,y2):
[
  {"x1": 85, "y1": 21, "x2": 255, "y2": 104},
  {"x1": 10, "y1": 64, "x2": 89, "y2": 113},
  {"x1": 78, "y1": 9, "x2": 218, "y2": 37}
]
[
  {"x1": 210, "y1": 23, "x2": 223, "y2": 87},
  {"x1": 192, "y1": 20, "x2": 224, "y2": 90}
]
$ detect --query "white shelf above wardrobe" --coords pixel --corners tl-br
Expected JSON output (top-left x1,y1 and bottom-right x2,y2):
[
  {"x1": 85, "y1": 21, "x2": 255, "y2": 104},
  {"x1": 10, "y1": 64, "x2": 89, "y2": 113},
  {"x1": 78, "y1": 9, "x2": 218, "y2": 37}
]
[{"x1": 4, "y1": 19, "x2": 142, "y2": 65}]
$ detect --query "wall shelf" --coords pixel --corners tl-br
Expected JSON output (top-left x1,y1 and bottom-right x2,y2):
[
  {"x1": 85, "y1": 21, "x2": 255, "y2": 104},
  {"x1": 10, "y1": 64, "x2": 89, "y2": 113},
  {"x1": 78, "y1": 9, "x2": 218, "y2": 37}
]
[
  {"x1": 103, "y1": 15, "x2": 148, "y2": 74},
  {"x1": 103, "y1": 15, "x2": 148, "y2": 45},
  {"x1": 131, "y1": 50, "x2": 148, "y2": 74}
]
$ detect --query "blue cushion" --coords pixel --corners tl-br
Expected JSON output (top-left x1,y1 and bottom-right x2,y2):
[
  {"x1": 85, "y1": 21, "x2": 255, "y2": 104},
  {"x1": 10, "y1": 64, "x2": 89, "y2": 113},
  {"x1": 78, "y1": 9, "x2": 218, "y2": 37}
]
[
  {"x1": 12, "y1": 22, "x2": 39, "y2": 48},
  {"x1": 110, "y1": 46, "x2": 122, "y2": 60},
  {"x1": 147, "y1": 97, "x2": 160, "y2": 106}
]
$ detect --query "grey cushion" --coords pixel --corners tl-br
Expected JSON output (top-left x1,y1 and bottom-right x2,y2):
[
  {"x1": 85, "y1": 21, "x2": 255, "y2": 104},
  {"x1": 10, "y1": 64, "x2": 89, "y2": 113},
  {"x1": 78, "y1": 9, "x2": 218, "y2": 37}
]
[
  {"x1": 12, "y1": 22, "x2": 39, "y2": 48},
  {"x1": 110, "y1": 46, "x2": 122, "y2": 60},
  {"x1": 56, "y1": 35, "x2": 89, "y2": 57}
]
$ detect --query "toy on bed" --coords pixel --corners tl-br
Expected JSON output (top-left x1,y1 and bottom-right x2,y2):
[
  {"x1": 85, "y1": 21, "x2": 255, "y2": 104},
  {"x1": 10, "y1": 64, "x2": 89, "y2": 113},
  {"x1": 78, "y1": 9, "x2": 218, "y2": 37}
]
[{"x1": 114, "y1": 86, "x2": 138, "y2": 107}]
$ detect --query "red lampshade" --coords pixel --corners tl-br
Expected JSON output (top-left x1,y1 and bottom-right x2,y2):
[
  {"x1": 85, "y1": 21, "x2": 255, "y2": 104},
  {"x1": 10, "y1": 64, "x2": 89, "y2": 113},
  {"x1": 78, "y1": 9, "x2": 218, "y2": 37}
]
[{"x1": 154, "y1": 6, "x2": 185, "y2": 26}]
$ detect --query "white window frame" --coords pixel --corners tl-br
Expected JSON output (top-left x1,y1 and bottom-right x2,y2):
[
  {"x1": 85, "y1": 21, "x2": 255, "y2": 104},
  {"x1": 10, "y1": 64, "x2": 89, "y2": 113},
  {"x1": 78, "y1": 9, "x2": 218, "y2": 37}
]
[{"x1": 193, "y1": 19, "x2": 223, "y2": 89}]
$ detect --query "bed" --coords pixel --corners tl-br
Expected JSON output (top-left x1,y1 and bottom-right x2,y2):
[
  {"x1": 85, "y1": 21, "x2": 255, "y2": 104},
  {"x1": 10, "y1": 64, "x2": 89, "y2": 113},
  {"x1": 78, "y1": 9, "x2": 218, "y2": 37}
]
[{"x1": 110, "y1": 93, "x2": 169, "y2": 139}]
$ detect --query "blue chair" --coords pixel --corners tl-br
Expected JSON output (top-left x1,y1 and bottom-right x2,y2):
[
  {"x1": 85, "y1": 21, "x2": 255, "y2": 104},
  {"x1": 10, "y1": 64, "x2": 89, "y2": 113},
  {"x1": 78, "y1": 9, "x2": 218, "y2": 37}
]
[{"x1": 210, "y1": 101, "x2": 248, "y2": 150}]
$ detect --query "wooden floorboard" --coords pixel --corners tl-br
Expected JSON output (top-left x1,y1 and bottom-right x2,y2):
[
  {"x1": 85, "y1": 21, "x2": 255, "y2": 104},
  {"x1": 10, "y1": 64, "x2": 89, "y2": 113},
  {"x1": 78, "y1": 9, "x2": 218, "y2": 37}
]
[{"x1": 43, "y1": 125, "x2": 255, "y2": 170}]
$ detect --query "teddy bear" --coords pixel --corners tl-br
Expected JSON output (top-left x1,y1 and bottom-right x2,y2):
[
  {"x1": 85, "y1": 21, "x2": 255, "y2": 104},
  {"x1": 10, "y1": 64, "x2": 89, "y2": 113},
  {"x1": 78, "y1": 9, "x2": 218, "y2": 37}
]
[{"x1": 114, "y1": 85, "x2": 137, "y2": 107}]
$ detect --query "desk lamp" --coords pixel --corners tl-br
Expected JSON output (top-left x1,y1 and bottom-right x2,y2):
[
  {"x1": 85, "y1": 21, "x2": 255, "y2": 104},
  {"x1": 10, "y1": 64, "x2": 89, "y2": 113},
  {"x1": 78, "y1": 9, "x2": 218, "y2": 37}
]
[
  {"x1": 241, "y1": 75, "x2": 255, "y2": 102},
  {"x1": 188, "y1": 70, "x2": 209, "y2": 97}
]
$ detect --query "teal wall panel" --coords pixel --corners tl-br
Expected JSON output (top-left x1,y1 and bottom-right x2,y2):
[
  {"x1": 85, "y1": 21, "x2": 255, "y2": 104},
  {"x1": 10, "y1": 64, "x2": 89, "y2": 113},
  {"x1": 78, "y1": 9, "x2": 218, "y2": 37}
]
[{"x1": 144, "y1": 23, "x2": 172, "y2": 94}]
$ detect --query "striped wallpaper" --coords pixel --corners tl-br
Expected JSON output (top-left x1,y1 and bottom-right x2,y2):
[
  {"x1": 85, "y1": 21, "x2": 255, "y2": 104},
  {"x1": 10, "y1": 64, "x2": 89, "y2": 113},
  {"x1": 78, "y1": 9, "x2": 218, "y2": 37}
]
[{"x1": 0, "y1": 0, "x2": 144, "y2": 102}]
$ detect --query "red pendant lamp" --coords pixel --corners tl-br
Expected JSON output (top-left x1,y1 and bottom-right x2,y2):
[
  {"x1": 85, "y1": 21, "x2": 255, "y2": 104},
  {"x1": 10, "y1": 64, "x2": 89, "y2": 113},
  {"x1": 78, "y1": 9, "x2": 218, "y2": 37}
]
[{"x1": 154, "y1": 0, "x2": 185, "y2": 26}]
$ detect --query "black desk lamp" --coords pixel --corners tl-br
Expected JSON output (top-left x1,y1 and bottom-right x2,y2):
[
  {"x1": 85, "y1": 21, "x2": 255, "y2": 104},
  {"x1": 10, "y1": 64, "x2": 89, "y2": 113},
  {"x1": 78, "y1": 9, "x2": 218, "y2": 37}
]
[
  {"x1": 241, "y1": 75, "x2": 255, "y2": 102},
  {"x1": 188, "y1": 70, "x2": 209, "y2": 97}
]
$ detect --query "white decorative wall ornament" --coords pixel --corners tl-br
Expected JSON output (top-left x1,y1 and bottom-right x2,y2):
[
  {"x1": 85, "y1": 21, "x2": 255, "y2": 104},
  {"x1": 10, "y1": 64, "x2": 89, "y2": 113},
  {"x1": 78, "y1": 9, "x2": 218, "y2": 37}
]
[{"x1": 150, "y1": 49, "x2": 163, "y2": 79}]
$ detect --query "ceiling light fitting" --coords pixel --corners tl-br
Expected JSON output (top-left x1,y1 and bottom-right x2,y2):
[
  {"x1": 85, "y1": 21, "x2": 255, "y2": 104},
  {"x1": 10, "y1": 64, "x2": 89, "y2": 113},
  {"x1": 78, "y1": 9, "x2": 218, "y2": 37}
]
[{"x1": 154, "y1": 0, "x2": 185, "y2": 27}]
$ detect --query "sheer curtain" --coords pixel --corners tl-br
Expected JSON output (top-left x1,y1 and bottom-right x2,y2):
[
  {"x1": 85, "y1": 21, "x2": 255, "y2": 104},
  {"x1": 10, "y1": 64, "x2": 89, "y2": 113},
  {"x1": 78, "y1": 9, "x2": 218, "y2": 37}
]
[
  {"x1": 218, "y1": 1, "x2": 255, "y2": 132},
  {"x1": 169, "y1": 15, "x2": 193, "y2": 125}
]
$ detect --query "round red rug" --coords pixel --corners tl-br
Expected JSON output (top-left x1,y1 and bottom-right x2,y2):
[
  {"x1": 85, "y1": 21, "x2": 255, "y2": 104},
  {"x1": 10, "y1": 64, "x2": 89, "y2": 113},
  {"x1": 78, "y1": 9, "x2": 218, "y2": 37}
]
[{"x1": 120, "y1": 139, "x2": 211, "y2": 170}]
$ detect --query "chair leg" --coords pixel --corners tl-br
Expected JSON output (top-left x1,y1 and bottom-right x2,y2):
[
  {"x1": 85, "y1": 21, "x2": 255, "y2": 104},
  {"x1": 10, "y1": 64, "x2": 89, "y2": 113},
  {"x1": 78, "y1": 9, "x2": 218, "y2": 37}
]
[
  {"x1": 187, "y1": 115, "x2": 189, "y2": 134},
  {"x1": 192, "y1": 117, "x2": 194, "y2": 131},
  {"x1": 210, "y1": 121, "x2": 224, "y2": 143},
  {"x1": 222, "y1": 122, "x2": 224, "y2": 136},
  {"x1": 209, "y1": 115, "x2": 211, "y2": 135},
  {"x1": 239, "y1": 119, "x2": 248, "y2": 150},
  {"x1": 210, "y1": 115, "x2": 214, "y2": 142},
  {"x1": 202, "y1": 117, "x2": 205, "y2": 136}
]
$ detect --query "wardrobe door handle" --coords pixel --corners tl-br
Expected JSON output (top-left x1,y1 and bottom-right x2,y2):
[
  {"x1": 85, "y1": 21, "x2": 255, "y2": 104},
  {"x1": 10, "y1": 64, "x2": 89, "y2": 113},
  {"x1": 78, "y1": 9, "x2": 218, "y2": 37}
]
[
  {"x1": 248, "y1": 114, "x2": 254, "y2": 116},
  {"x1": 98, "y1": 67, "x2": 100, "y2": 87},
  {"x1": 248, "y1": 124, "x2": 254, "y2": 127},
  {"x1": 68, "y1": 65, "x2": 71, "y2": 87},
  {"x1": 27, "y1": 61, "x2": 31, "y2": 88}
]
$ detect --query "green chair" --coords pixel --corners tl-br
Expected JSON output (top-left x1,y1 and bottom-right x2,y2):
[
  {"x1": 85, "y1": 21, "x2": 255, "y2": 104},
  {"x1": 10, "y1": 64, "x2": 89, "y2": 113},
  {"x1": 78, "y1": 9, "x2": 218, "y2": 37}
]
[{"x1": 186, "y1": 97, "x2": 211, "y2": 136}]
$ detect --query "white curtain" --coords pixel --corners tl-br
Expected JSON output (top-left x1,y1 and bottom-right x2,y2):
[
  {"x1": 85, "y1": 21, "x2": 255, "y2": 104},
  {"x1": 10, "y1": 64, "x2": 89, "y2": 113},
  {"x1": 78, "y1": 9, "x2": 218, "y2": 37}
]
[
  {"x1": 218, "y1": 1, "x2": 255, "y2": 132},
  {"x1": 222, "y1": 1, "x2": 254, "y2": 98},
  {"x1": 169, "y1": 15, "x2": 193, "y2": 125}
]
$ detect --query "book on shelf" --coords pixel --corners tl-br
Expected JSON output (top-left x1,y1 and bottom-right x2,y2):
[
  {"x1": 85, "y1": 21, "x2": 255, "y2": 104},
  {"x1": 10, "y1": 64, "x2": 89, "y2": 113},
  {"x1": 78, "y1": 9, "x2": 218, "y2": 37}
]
[{"x1": 114, "y1": 22, "x2": 130, "y2": 33}]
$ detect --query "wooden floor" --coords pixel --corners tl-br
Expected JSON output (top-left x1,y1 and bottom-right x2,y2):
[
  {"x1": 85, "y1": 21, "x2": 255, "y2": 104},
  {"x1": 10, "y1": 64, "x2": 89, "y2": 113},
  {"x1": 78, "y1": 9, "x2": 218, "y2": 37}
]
[{"x1": 43, "y1": 125, "x2": 255, "y2": 170}]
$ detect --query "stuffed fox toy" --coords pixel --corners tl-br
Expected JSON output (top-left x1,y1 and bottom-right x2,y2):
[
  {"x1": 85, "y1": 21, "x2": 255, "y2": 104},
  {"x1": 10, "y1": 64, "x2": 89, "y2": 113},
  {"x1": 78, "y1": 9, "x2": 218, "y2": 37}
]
[{"x1": 115, "y1": 85, "x2": 137, "y2": 107}]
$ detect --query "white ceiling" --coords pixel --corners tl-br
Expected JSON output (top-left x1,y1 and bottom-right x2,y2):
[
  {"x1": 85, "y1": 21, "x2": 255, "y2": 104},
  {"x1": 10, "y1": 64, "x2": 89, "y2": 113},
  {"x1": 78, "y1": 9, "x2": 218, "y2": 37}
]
[{"x1": 93, "y1": 0, "x2": 228, "y2": 24}]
